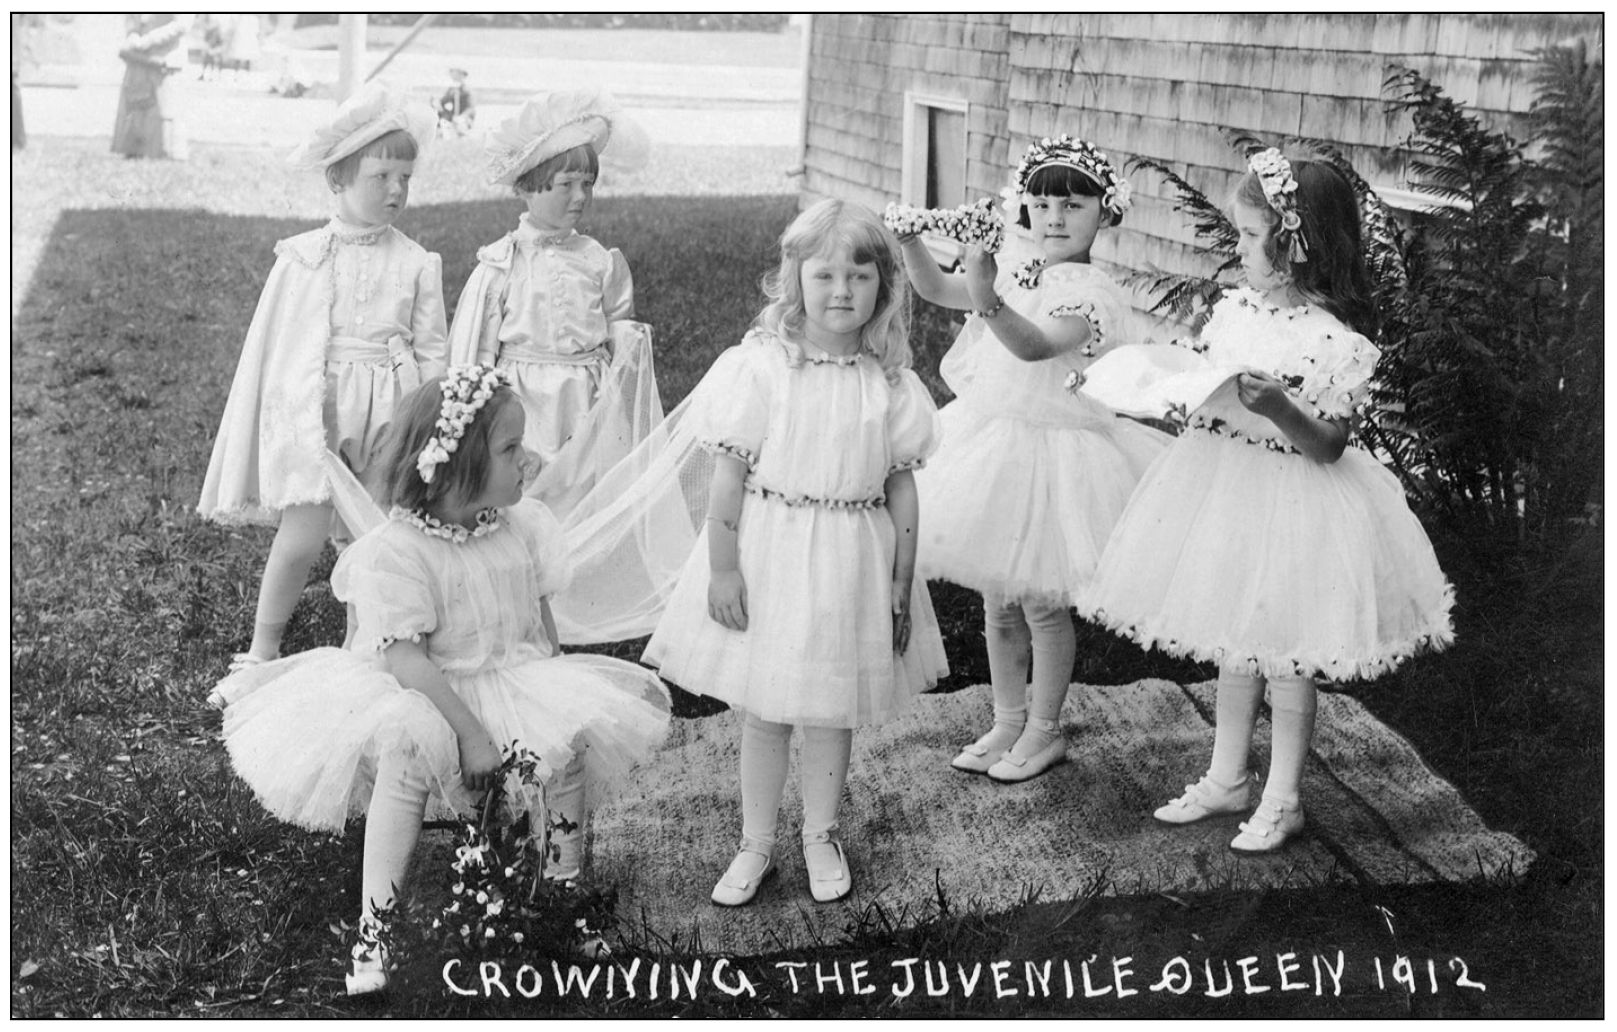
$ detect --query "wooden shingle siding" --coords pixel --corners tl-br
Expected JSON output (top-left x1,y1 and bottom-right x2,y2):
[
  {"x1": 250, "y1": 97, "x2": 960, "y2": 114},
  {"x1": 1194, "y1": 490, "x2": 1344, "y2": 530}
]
[{"x1": 803, "y1": 13, "x2": 1602, "y2": 336}]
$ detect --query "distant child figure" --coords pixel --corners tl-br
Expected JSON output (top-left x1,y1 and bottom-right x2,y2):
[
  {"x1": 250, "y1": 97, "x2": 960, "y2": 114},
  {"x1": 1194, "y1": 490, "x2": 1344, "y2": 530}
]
[
  {"x1": 211, "y1": 366, "x2": 671, "y2": 994},
  {"x1": 436, "y1": 66, "x2": 475, "y2": 135},
  {"x1": 642, "y1": 199, "x2": 948, "y2": 907},
  {"x1": 897, "y1": 135, "x2": 1168, "y2": 784},
  {"x1": 198, "y1": 84, "x2": 448, "y2": 670},
  {"x1": 450, "y1": 90, "x2": 660, "y2": 516},
  {"x1": 1081, "y1": 150, "x2": 1453, "y2": 853}
]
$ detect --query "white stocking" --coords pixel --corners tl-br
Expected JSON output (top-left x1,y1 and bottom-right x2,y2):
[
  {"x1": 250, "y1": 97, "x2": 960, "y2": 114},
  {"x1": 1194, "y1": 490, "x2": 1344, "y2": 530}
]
[
  {"x1": 799, "y1": 726, "x2": 853, "y2": 839},
  {"x1": 359, "y1": 752, "x2": 430, "y2": 924},
  {"x1": 1263, "y1": 676, "x2": 1318, "y2": 807},
  {"x1": 977, "y1": 598, "x2": 1031, "y2": 751},
  {"x1": 544, "y1": 753, "x2": 587, "y2": 880},
  {"x1": 1209, "y1": 667, "x2": 1265, "y2": 788},
  {"x1": 1008, "y1": 601, "x2": 1075, "y2": 760},
  {"x1": 738, "y1": 713, "x2": 792, "y2": 850}
]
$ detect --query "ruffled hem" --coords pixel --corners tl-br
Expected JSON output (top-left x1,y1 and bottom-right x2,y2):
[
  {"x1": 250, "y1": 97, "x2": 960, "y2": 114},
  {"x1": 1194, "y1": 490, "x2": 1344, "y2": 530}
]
[{"x1": 1083, "y1": 580, "x2": 1456, "y2": 683}]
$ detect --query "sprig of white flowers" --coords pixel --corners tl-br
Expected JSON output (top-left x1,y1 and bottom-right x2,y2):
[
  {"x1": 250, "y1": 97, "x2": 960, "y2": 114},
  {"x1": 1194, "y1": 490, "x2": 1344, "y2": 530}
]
[{"x1": 417, "y1": 364, "x2": 511, "y2": 485}]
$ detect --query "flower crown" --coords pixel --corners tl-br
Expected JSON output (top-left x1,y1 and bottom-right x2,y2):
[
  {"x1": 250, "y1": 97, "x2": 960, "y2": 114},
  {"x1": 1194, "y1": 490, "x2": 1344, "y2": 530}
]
[
  {"x1": 417, "y1": 365, "x2": 511, "y2": 485},
  {"x1": 883, "y1": 197, "x2": 1005, "y2": 253},
  {"x1": 1248, "y1": 148, "x2": 1308, "y2": 263},
  {"x1": 1014, "y1": 134, "x2": 1132, "y2": 218}
]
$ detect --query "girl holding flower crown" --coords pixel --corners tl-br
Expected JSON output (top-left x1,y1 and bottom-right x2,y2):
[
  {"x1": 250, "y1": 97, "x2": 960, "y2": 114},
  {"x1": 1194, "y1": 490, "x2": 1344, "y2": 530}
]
[
  {"x1": 198, "y1": 84, "x2": 449, "y2": 672},
  {"x1": 895, "y1": 135, "x2": 1168, "y2": 784},
  {"x1": 210, "y1": 367, "x2": 671, "y2": 994},
  {"x1": 641, "y1": 199, "x2": 947, "y2": 907},
  {"x1": 1079, "y1": 150, "x2": 1453, "y2": 853},
  {"x1": 449, "y1": 90, "x2": 661, "y2": 518}
]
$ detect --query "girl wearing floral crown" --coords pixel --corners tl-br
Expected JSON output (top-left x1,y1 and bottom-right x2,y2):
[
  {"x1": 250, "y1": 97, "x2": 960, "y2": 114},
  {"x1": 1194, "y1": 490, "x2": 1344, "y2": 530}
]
[
  {"x1": 642, "y1": 199, "x2": 947, "y2": 907},
  {"x1": 198, "y1": 83, "x2": 449, "y2": 672},
  {"x1": 896, "y1": 135, "x2": 1168, "y2": 784},
  {"x1": 449, "y1": 90, "x2": 661, "y2": 519},
  {"x1": 1079, "y1": 150, "x2": 1453, "y2": 853},
  {"x1": 209, "y1": 366, "x2": 671, "y2": 994}
]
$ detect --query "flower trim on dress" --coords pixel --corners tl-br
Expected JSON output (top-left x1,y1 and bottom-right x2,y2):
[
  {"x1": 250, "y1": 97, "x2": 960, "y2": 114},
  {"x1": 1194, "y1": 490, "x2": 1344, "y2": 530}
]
[
  {"x1": 702, "y1": 440, "x2": 758, "y2": 468},
  {"x1": 1233, "y1": 286, "x2": 1308, "y2": 320},
  {"x1": 744, "y1": 479, "x2": 885, "y2": 510},
  {"x1": 1183, "y1": 416, "x2": 1303, "y2": 456},
  {"x1": 1248, "y1": 148, "x2": 1307, "y2": 263},
  {"x1": 1086, "y1": 578, "x2": 1455, "y2": 683},
  {"x1": 392, "y1": 504, "x2": 504, "y2": 543},
  {"x1": 1013, "y1": 259, "x2": 1045, "y2": 291},
  {"x1": 886, "y1": 456, "x2": 927, "y2": 476},
  {"x1": 417, "y1": 364, "x2": 511, "y2": 484},
  {"x1": 1049, "y1": 299, "x2": 1104, "y2": 358},
  {"x1": 374, "y1": 630, "x2": 425, "y2": 653}
]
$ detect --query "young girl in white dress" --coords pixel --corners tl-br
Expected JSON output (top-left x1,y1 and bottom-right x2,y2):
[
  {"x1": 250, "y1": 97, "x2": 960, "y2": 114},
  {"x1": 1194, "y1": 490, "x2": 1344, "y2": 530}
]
[
  {"x1": 1081, "y1": 150, "x2": 1453, "y2": 853},
  {"x1": 210, "y1": 366, "x2": 671, "y2": 993},
  {"x1": 642, "y1": 199, "x2": 948, "y2": 907},
  {"x1": 897, "y1": 135, "x2": 1168, "y2": 784},
  {"x1": 198, "y1": 84, "x2": 448, "y2": 670},
  {"x1": 449, "y1": 90, "x2": 660, "y2": 518}
]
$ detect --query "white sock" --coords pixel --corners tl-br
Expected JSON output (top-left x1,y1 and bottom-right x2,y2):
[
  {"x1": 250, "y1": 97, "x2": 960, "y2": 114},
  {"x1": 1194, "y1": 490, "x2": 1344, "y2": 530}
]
[
  {"x1": 738, "y1": 713, "x2": 791, "y2": 851},
  {"x1": 1010, "y1": 602, "x2": 1074, "y2": 759},
  {"x1": 978, "y1": 599, "x2": 1031, "y2": 750},
  {"x1": 544, "y1": 754, "x2": 587, "y2": 879},
  {"x1": 799, "y1": 726, "x2": 852, "y2": 839}
]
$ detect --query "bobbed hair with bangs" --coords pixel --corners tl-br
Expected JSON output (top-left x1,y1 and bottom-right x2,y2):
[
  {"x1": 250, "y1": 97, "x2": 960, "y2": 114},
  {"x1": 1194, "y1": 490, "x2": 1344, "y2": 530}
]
[
  {"x1": 514, "y1": 144, "x2": 600, "y2": 196},
  {"x1": 325, "y1": 129, "x2": 419, "y2": 191},
  {"x1": 756, "y1": 198, "x2": 913, "y2": 378},
  {"x1": 375, "y1": 378, "x2": 522, "y2": 515}
]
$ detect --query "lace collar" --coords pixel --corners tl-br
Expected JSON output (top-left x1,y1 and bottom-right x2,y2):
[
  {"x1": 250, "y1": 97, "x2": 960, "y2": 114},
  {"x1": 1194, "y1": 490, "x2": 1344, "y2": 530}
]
[
  {"x1": 326, "y1": 218, "x2": 391, "y2": 246},
  {"x1": 515, "y1": 217, "x2": 577, "y2": 249},
  {"x1": 392, "y1": 505, "x2": 504, "y2": 543}
]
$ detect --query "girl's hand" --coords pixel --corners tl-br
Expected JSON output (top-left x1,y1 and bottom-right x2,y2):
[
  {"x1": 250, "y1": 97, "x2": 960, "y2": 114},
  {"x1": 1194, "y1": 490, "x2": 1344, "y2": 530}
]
[
  {"x1": 1236, "y1": 370, "x2": 1294, "y2": 420},
  {"x1": 708, "y1": 569, "x2": 749, "y2": 632},
  {"x1": 963, "y1": 244, "x2": 999, "y2": 306},
  {"x1": 891, "y1": 582, "x2": 912, "y2": 655},
  {"x1": 458, "y1": 732, "x2": 503, "y2": 793}
]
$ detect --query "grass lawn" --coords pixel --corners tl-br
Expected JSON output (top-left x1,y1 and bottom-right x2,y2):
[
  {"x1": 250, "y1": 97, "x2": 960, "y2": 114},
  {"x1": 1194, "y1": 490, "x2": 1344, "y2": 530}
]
[{"x1": 9, "y1": 137, "x2": 1602, "y2": 1018}]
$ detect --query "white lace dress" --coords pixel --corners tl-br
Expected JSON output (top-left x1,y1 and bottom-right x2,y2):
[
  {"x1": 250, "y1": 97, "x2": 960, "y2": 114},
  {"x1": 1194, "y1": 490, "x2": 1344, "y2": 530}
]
[
  {"x1": 917, "y1": 260, "x2": 1170, "y2": 607},
  {"x1": 214, "y1": 499, "x2": 670, "y2": 831},
  {"x1": 1080, "y1": 288, "x2": 1455, "y2": 681},
  {"x1": 641, "y1": 330, "x2": 949, "y2": 728}
]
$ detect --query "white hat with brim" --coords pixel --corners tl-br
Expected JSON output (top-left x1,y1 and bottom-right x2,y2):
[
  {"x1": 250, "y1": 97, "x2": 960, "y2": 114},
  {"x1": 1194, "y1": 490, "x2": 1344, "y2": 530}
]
[
  {"x1": 287, "y1": 81, "x2": 437, "y2": 171},
  {"x1": 485, "y1": 89, "x2": 650, "y2": 187}
]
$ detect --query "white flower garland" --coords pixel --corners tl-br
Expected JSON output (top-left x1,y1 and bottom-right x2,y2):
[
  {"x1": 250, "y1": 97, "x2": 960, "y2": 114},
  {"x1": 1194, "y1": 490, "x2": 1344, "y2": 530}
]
[
  {"x1": 883, "y1": 197, "x2": 1005, "y2": 253},
  {"x1": 417, "y1": 364, "x2": 511, "y2": 485},
  {"x1": 1248, "y1": 148, "x2": 1308, "y2": 262}
]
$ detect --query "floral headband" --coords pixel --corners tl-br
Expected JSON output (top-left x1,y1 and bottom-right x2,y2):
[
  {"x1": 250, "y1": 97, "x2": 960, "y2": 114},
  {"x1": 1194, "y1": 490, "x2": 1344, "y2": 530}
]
[
  {"x1": 1248, "y1": 148, "x2": 1308, "y2": 263},
  {"x1": 1014, "y1": 134, "x2": 1132, "y2": 218},
  {"x1": 417, "y1": 365, "x2": 510, "y2": 485}
]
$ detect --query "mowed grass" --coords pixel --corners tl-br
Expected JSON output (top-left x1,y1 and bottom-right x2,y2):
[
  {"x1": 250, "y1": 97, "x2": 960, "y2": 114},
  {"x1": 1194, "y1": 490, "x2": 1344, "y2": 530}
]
[{"x1": 10, "y1": 137, "x2": 1602, "y2": 1017}]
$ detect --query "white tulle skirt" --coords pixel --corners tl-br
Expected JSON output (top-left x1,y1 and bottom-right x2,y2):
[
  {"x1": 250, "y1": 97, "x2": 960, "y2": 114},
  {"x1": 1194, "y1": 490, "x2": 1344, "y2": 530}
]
[
  {"x1": 218, "y1": 648, "x2": 671, "y2": 833},
  {"x1": 642, "y1": 500, "x2": 948, "y2": 729},
  {"x1": 918, "y1": 401, "x2": 1168, "y2": 606},
  {"x1": 1080, "y1": 430, "x2": 1455, "y2": 681}
]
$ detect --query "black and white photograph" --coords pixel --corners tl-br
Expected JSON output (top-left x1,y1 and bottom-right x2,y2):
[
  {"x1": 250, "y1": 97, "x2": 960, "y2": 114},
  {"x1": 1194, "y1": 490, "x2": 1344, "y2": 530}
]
[{"x1": 10, "y1": 10, "x2": 1602, "y2": 1019}]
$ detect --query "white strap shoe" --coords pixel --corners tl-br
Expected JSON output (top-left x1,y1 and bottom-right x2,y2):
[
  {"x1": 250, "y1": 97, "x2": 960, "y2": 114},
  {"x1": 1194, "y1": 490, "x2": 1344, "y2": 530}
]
[
  {"x1": 1153, "y1": 773, "x2": 1253, "y2": 825},
  {"x1": 1230, "y1": 797, "x2": 1305, "y2": 854}
]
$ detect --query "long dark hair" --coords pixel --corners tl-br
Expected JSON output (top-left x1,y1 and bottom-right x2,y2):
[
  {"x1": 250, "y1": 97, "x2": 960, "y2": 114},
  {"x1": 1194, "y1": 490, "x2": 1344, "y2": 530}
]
[{"x1": 1234, "y1": 156, "x2": 1379, "y2": 338}]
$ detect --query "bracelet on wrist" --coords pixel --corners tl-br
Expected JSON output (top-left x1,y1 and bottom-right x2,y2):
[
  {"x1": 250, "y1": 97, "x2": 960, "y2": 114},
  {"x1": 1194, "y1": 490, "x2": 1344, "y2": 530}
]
[{"x1": 973, "y1": 295, "x2": 1006, "y2": 319}]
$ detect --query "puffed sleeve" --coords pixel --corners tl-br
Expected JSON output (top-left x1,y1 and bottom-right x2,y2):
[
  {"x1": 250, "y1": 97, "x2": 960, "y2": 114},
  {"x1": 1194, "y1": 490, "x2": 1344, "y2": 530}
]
[
  {"x1": 1301, "y1": 328, "x2": 1381, "y2": 421},
  {"x1": 603, "y1": 247, "x2": 635, "y2": 322},
  {"x1": 1036, "y1": 267, "x2": 1137, "y2": 359},
  {"x1": 687, "y1": 338, "x2": 774, "y2": 468},
  {"x1": 510, "y1": 499, "x2": 575, "y2": 599},
  {"x1": 885, "y1": 369, "x2": 941, "y2": 475},
  {"x1": 330, "y1": 528, "x2": 438, "y2": 652},
  {"x1": 412, "y1": 252, "x2": 449, "y2": 382}
]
